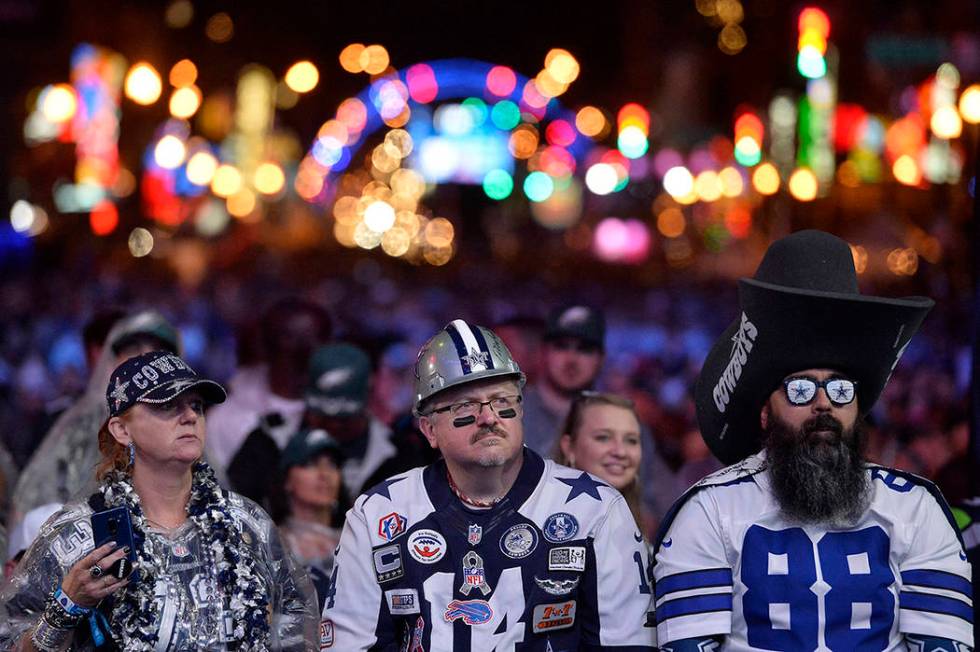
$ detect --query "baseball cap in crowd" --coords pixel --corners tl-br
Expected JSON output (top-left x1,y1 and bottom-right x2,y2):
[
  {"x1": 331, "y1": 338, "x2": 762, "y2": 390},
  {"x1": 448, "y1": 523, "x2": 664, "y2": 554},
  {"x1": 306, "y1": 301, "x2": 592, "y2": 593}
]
[
  {"x1": 106, "y1": 351, "x2": 226, "y2": 417},
  {"x1": 109, "y1": 311, "x2": 181, "y2": 356},
  {"x1": 279, "y1": 428, "x2": 344, "y2": 471},
  {"x1": 305, "y1": 343, "x2": 371, "y2": 417},
  {"x1": 544, "y1": 304, "x2": 606, "y2": 349}
]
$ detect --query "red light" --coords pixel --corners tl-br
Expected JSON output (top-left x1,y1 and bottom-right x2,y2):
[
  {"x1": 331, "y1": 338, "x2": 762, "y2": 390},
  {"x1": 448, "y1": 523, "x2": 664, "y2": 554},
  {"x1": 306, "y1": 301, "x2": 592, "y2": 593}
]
[
  {"x1": 734, "y1": 111, "x2": 764, "y2": 142},
  {"x1": 545, "y1": 120, "x2": 576, "y2": 147},
  {"x1": 486, "y1": 66, "x2": 517, "y2": 97},
  {"x1": 724, "y1": 206, "x2": 752, "y2": 239},
  {"x1": 90, "y1": 201, "x2": 119, "y2": 236},
  {"x1": 406, "y1": 64, "x2": 438, "y2": 104},
  {"x1": 617, "y1": 102, "x2": 649, "y2": 130},
  {"x1": 798, "y1": 7, "x2": 830, "y2": 38},
  {"x1": 538, "y1": 146, "x2": 576, "y2": 176},
  {"x1": 833, "y1": 104, "x2": 867, "y2": 153}
]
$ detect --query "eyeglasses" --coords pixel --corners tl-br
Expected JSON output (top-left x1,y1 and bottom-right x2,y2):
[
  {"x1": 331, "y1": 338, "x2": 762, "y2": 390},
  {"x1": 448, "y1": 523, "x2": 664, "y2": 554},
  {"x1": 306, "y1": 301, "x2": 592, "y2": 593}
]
[
  {"x1": 782, "y1": 376, "x2": 857, "y2": 407},
  {"x1": 429, "y1": 394, "x2": 523, "y2": 419}
]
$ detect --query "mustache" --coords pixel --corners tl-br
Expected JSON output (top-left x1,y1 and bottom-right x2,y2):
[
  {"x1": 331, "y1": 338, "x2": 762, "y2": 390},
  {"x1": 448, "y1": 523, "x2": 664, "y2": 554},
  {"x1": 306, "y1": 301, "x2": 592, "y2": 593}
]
[
  {"x1": 471, "y1": 426, "x2": 507, "y2": 443},
  {"x1": 802, "y1": 413, "x2": 844, "y2": 438}
]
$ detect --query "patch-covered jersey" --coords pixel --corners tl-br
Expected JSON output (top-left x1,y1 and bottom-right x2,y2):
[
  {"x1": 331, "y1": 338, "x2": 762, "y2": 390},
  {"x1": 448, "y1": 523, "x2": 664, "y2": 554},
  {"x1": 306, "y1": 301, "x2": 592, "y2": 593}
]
[
  {"x1": 321, "y1": 448, "x2": 656, "y2": 651},
  {"x1": 652, "y1": 451, "x2": 973, "y2": 650}
]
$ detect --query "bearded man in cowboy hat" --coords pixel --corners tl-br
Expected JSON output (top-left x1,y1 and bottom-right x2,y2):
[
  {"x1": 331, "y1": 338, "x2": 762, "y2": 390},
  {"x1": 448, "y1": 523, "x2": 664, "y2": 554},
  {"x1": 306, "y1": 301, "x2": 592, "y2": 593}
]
[{"x1": 652, "y1": 231, "x2": 973, "y2": 650}]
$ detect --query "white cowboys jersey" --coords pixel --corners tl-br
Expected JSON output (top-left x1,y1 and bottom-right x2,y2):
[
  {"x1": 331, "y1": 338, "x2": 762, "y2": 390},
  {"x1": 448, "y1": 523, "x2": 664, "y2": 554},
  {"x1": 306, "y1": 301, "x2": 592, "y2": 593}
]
[
  {"x1": 653, "y1": 451, "x2": 973, "y2": 650},
  {"x1": 320, "y1": 448, "x2": 656, "y2": 651}
]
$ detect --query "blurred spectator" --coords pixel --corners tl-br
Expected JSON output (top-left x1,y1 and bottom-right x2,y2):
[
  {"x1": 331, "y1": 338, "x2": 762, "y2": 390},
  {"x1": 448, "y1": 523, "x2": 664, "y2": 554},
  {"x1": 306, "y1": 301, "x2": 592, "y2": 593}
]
[
  {"x1": 270, "y1": 428, "x2": 350, "y2": 611},
  {"x1": 493, "y1": 315, "x2": 545, "y2": 385},
  {"x1": 10, "y1": 311, "x2": 179, "y2": 526},
  {"x1": 206, "y1": 298, "x2": 332, "y2": 475},
  {"x1": 4, "y1": 502, "x2": 61, "y2": 580},
  {"x1": 521, "y1": 304, "x2": 606, "y2": 455},
  {"x1": 554, "y1": 391, "x2": 647, "y2": 534}
]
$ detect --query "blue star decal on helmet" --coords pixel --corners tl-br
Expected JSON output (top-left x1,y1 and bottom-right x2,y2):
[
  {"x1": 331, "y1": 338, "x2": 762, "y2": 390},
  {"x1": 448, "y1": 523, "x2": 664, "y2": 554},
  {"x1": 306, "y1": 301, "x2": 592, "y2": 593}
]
[
  {"x1": 557, "y1": 471, "x2": 608, "y2": 503},
  {"x1": 363, "y1": 476, "x2": 406, "y2": 504}
]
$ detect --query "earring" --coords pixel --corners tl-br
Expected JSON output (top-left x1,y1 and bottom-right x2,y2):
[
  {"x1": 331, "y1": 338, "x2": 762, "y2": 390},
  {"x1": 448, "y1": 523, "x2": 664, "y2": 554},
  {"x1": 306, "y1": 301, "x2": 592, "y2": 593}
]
[{"x1": 128, "y1": 443, "x2": 135, "y2": 468}]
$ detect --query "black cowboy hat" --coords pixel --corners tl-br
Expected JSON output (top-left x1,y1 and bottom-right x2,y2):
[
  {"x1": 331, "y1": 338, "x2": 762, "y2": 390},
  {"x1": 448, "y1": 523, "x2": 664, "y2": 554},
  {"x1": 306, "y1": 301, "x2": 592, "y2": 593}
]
[{"x1": 694, "y1": 230, "x2": 934, "y2": 465}]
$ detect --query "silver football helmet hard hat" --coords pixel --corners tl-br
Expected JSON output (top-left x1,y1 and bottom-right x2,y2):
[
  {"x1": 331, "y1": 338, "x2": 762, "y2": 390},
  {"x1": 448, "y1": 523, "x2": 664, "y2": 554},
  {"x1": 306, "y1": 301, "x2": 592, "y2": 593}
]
[{"x1": 413, "y1": 319, "x2": 526, "y2": 415}]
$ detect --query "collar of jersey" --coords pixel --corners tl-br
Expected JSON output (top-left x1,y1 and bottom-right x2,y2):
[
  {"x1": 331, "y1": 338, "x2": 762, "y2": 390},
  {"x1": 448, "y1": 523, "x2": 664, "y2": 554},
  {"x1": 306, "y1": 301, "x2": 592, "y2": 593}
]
[{"x1": 423, "y1": 446, "x2": 545, "y2": 512}]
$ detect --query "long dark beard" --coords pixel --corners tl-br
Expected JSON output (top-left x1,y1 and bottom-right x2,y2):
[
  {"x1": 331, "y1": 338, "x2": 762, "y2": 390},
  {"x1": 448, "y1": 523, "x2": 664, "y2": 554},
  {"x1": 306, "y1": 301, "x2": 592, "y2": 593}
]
[{"x1": 764, "y1": 411, "x2": 871, "y2": 527}]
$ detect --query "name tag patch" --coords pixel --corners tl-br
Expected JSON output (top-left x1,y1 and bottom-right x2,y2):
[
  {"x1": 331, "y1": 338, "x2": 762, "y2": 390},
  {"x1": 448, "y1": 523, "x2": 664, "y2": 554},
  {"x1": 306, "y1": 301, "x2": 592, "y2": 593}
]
[
  {"x1": 532, "y1": 600, "x2": 576, "y2": 632},
  {"x1": 548, "y1": 546, "x2": 586, "y2": 572},
  {"x1": 385, "y1": 589, "x2": 420, "y2": 615},
  {"x1": 373, "y1": 544, "x2": 404, "y2": 583}
]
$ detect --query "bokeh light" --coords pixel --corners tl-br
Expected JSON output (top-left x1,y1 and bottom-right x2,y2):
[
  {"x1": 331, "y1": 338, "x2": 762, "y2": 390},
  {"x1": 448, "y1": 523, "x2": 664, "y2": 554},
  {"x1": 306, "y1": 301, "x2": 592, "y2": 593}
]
[
  {"x1": 734, "y1": 136, "x2": 762, "y2": 166},
  {"x1": 486, "y1": 66, "x2": 517, "y2": 97},
  {"x1": 523, "y1": 171, "x2": 554, "y2": 202},
  {"x1": 788, "y1": 168, "x2": 818, "y2": 200},
  {"x1": 154, "y1": 135, "x2": 186, "y2": 169},
  {"x1": 164, "y1": 0, "x2": 194, "y2": 28},
  {"x1": 797, "y1": 46, "x2": 827, "y2": 79},
  {"x1": 340, "y1": 44, "x2": 366, "y2": 73},
  {"x1": 663, "y1": 166, "x2": 694, "y2": 198},
  {"x1": 509, "y1": 125, "x2": 539, "y2": 159},
  {"x1": 892, "y1": 154, "x2": 921, "y2": 186},
  {"x1": 575, "y1": 106, "x2": 607, "y2": 137},
  {"x1": 381, "y1": 227, "x2": 411, "y2": 257},
  {"x1": 205, "y1": 12, "x2": 234, "y2": 43},
  {"x1": 545, "y1": 48, "x2": 580, "y2": 84},
  {"x1": 90, "y1": 201, "x2": 118, "y2": 236},
  {"x1": 186, "y1": 151, "x2": 218, "y2": 186},
  {"x1": 930, "y1": 106, "x2": 962, "y2": 139},
  {"x1": 406, "y1": 64, "x2": 439, "y2": 103},
  {"x1": 490, "y1": 100, "x2": 521, "y2": 130},
  {"x1": 483, "y1": 169, "x2": 514, "y2": 200},
  {"x1": 211, "y1": 164, "x2": 243, "y2": 197},
  {"x1": 169, "y1": 59, "x2": 198, "y2": 87},
  {"x1": 254, "y1": 162, "x2": 285, "y2": 195},
  {"x1": 960, "y1": 85, "x2": 980, "y2": 124},
  {"x1": 752, "y1": 162, "x2": 780, "y2": 195},
  {"x1": 40, "y1": 84, "x2": 77, "y2": 123},
  {"x1": 383, "y1": 129, "x2": 414, "y2": 158},
  {"x1": 169, "y1": 85, "x2": 202, "y2": 119},
  {"x1": 285, "y1": 61, "x2": 319, "y2": 93},
  {"x1": 719, "y1": 166, "x2": 745, "y2": 197},
  {"x1": 694, "y1": 170, "x2": 723, "y2": 202},
  {"x1": 618, "y1": 125, "x2": 648, "y2": 159},
  {"x1": 125, "y1": 63, "x2": 163, "y2": 105},
  {"x1": 425, "y1": 217, "x2": 455, "y2": 248},
  {"x1": 360, "y1": 45, "x2": 390, "y2": 75},
  {"x1": 364, "y1": 200, "x2": 396, "y2": 232},
  {"x1": 227, "y1": 188, "x2": 256, "y2": 218},
  {"x1": 656, "y1": 207, "x2": 686, "y2": 238},
  {"x1": 585, "y1": 163, "x2": 618, "y2": 195}
]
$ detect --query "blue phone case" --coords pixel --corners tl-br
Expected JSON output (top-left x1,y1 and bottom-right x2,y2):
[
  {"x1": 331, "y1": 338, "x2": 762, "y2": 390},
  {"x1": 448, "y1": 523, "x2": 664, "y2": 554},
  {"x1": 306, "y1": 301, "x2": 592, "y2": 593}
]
[{"x1": 90, "y1": 506, "x2": 137, "y2": 579}]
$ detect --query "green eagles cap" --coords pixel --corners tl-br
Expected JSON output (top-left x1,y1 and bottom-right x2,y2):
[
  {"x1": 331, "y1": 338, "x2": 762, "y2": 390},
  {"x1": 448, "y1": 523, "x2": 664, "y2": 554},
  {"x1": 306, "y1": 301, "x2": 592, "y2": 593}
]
[
  {"x1": 305, "y1": 343, "x2": 371, "y2": 416},
  {"x1": 279, "y1": 428, "x2": 343, "y2": 471}
]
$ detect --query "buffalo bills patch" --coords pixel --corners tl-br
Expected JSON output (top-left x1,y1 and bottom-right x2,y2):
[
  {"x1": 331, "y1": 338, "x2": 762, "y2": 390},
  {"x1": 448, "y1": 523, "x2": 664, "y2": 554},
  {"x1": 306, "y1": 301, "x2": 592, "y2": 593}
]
[
  {"x1": 385, "y1": 589, "x2": 420, "y2": 615},
  {"x1": 373, "y1": 544, "x2": 404, "y2": 583},
  {"x1": 542, "y1": 512, "x2": 579, "y2": 543},
  {"x1": 444, "y1": 599, "x2": 493, "y2": 625},
  {"x1": 532, "y1": 600, "x2": 577, "y2": 633},
  {"x1": 407, "y1": 529, "x2": 447, "y2": 564},
  {"x1": 548, "y1": 546, "x2": 586, "y2": 572},
  {"x1": 319, "y1": 620, "x2": 334, "y2": 649},
  {"x1": 499, "y1": 523, "x2": 539, "y2": 559},
  {"x1": 378, "y1": 512, "x2": 408, "y2": 541}
]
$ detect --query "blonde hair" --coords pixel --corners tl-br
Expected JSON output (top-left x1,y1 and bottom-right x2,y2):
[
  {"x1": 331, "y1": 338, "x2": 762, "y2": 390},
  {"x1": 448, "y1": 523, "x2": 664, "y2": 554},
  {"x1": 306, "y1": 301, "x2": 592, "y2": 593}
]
[
  {"x1": 96, "y1": 419, "x2": 131, "y2": 481},
  {"x1": 555, "y1": 391, "x2": 644, "y2": 527}
]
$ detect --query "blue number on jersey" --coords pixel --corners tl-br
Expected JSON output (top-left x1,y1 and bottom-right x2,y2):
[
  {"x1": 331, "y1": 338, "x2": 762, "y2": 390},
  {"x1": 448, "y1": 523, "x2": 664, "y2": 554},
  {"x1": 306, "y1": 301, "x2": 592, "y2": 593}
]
[
  {"x1": 634, "y1": 550, "x2": 652, "y2": 595},
  {"x1": 742, "y1": 525, "x2": 895, "y2": 650}
]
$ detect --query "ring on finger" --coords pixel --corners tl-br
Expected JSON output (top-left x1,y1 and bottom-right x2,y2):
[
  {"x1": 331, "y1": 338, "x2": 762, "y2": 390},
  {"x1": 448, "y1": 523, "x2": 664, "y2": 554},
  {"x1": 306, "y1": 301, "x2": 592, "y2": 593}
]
[{"x1": 89, "y1": 565, "x2": 103, "y2": 579}]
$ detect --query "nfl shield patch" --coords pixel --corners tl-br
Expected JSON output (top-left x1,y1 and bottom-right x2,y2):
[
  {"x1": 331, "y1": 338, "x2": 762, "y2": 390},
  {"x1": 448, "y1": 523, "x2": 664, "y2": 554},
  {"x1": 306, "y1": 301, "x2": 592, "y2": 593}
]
[{"x1": 468, "y1": 524, "x2": 483, "y2": 545}]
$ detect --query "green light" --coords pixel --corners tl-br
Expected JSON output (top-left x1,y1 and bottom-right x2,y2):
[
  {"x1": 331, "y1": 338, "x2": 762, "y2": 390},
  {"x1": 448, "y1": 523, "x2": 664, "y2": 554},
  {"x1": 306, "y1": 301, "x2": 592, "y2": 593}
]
[
  {"x1": 462, "y1": 97, "x2": 488, "y2": 127},
  {"x1": 491, "y1": 100, "x2": 521, "y2": 130},
  {"x1": 483, "y1": 169, "x2": 513, "y2": 200},
  {"x1": 734, "y1": 139, "x2": 762, "y2": 166},
  {"x1": 797, "y1": 47, "x2": 826, "y2": 79},
  {"x1": 523, "y1": 172, "x2": 554, "y2": 202}
]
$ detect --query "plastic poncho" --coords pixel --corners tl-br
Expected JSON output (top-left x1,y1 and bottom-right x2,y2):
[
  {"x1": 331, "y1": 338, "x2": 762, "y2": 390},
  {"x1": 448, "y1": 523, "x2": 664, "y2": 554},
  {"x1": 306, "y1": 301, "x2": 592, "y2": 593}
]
[
  {"x1": 0, "y1": 492, "x2": 320, "y2": 650},
  {"x1": 11, "y1": 312, "x2": 179, "y2": 523}
]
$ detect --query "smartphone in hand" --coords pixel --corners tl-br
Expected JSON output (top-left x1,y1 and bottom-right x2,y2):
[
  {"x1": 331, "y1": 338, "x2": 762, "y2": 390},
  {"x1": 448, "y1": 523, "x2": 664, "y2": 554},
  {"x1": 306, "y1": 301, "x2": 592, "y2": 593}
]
[{"x1": 90, "y1": 506, "x2": 137, "y2": 580}]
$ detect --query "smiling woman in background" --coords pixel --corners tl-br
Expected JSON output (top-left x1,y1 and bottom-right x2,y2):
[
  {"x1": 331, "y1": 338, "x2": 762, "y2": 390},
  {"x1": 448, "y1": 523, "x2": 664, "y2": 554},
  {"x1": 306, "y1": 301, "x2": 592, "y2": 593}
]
[{"x1": 556, "y1": 391, "x2": 645, "y2": 530}]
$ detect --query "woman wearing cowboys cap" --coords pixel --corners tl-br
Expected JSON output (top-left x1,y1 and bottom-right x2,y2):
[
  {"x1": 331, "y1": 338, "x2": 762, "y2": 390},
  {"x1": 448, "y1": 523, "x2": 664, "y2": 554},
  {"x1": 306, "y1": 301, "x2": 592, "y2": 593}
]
[{"x1": 0, "y1": 350, "x2": 319, "y2": 651}]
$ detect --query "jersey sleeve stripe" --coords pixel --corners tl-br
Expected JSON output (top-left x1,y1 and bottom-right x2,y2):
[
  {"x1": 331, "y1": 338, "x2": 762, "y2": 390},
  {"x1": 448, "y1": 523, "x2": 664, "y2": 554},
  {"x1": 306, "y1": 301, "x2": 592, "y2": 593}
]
[
  {"x1": 655, "y1": 593, "x2": 733, "y2": 623},
  {"x1": 901, "y1": 569, "x2": 972, "y2": 598},
  {"x1": 899, "y1": 591, "x2": 974, "y2": 623},
  {"x1": 655, "y1": 568, "x2": 733, "y2": 598}
]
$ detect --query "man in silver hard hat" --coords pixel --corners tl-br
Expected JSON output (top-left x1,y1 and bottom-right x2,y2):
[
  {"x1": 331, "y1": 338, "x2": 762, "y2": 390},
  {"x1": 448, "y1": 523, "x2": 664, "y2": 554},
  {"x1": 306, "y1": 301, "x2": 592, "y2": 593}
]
[{"x1": 320, "y1": 319, "x2": 656, "y2": 651}]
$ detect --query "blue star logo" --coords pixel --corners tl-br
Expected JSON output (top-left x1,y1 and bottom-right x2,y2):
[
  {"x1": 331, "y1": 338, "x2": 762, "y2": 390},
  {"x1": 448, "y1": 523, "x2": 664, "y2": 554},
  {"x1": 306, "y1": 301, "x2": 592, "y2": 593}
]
[
  {"x1": 557, "y1": 471, "x2": 607, "y2": 503},
  {"x1": 363, "y1": 476, "x2": 406, "y2": 504}
]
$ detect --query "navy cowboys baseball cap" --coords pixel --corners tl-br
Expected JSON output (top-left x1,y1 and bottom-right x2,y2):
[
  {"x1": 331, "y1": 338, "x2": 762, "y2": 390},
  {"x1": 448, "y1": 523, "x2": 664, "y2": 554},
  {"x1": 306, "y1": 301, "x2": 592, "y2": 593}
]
[{"x1": 106, "y1": 351, "x2": 226, "y2": 417}]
